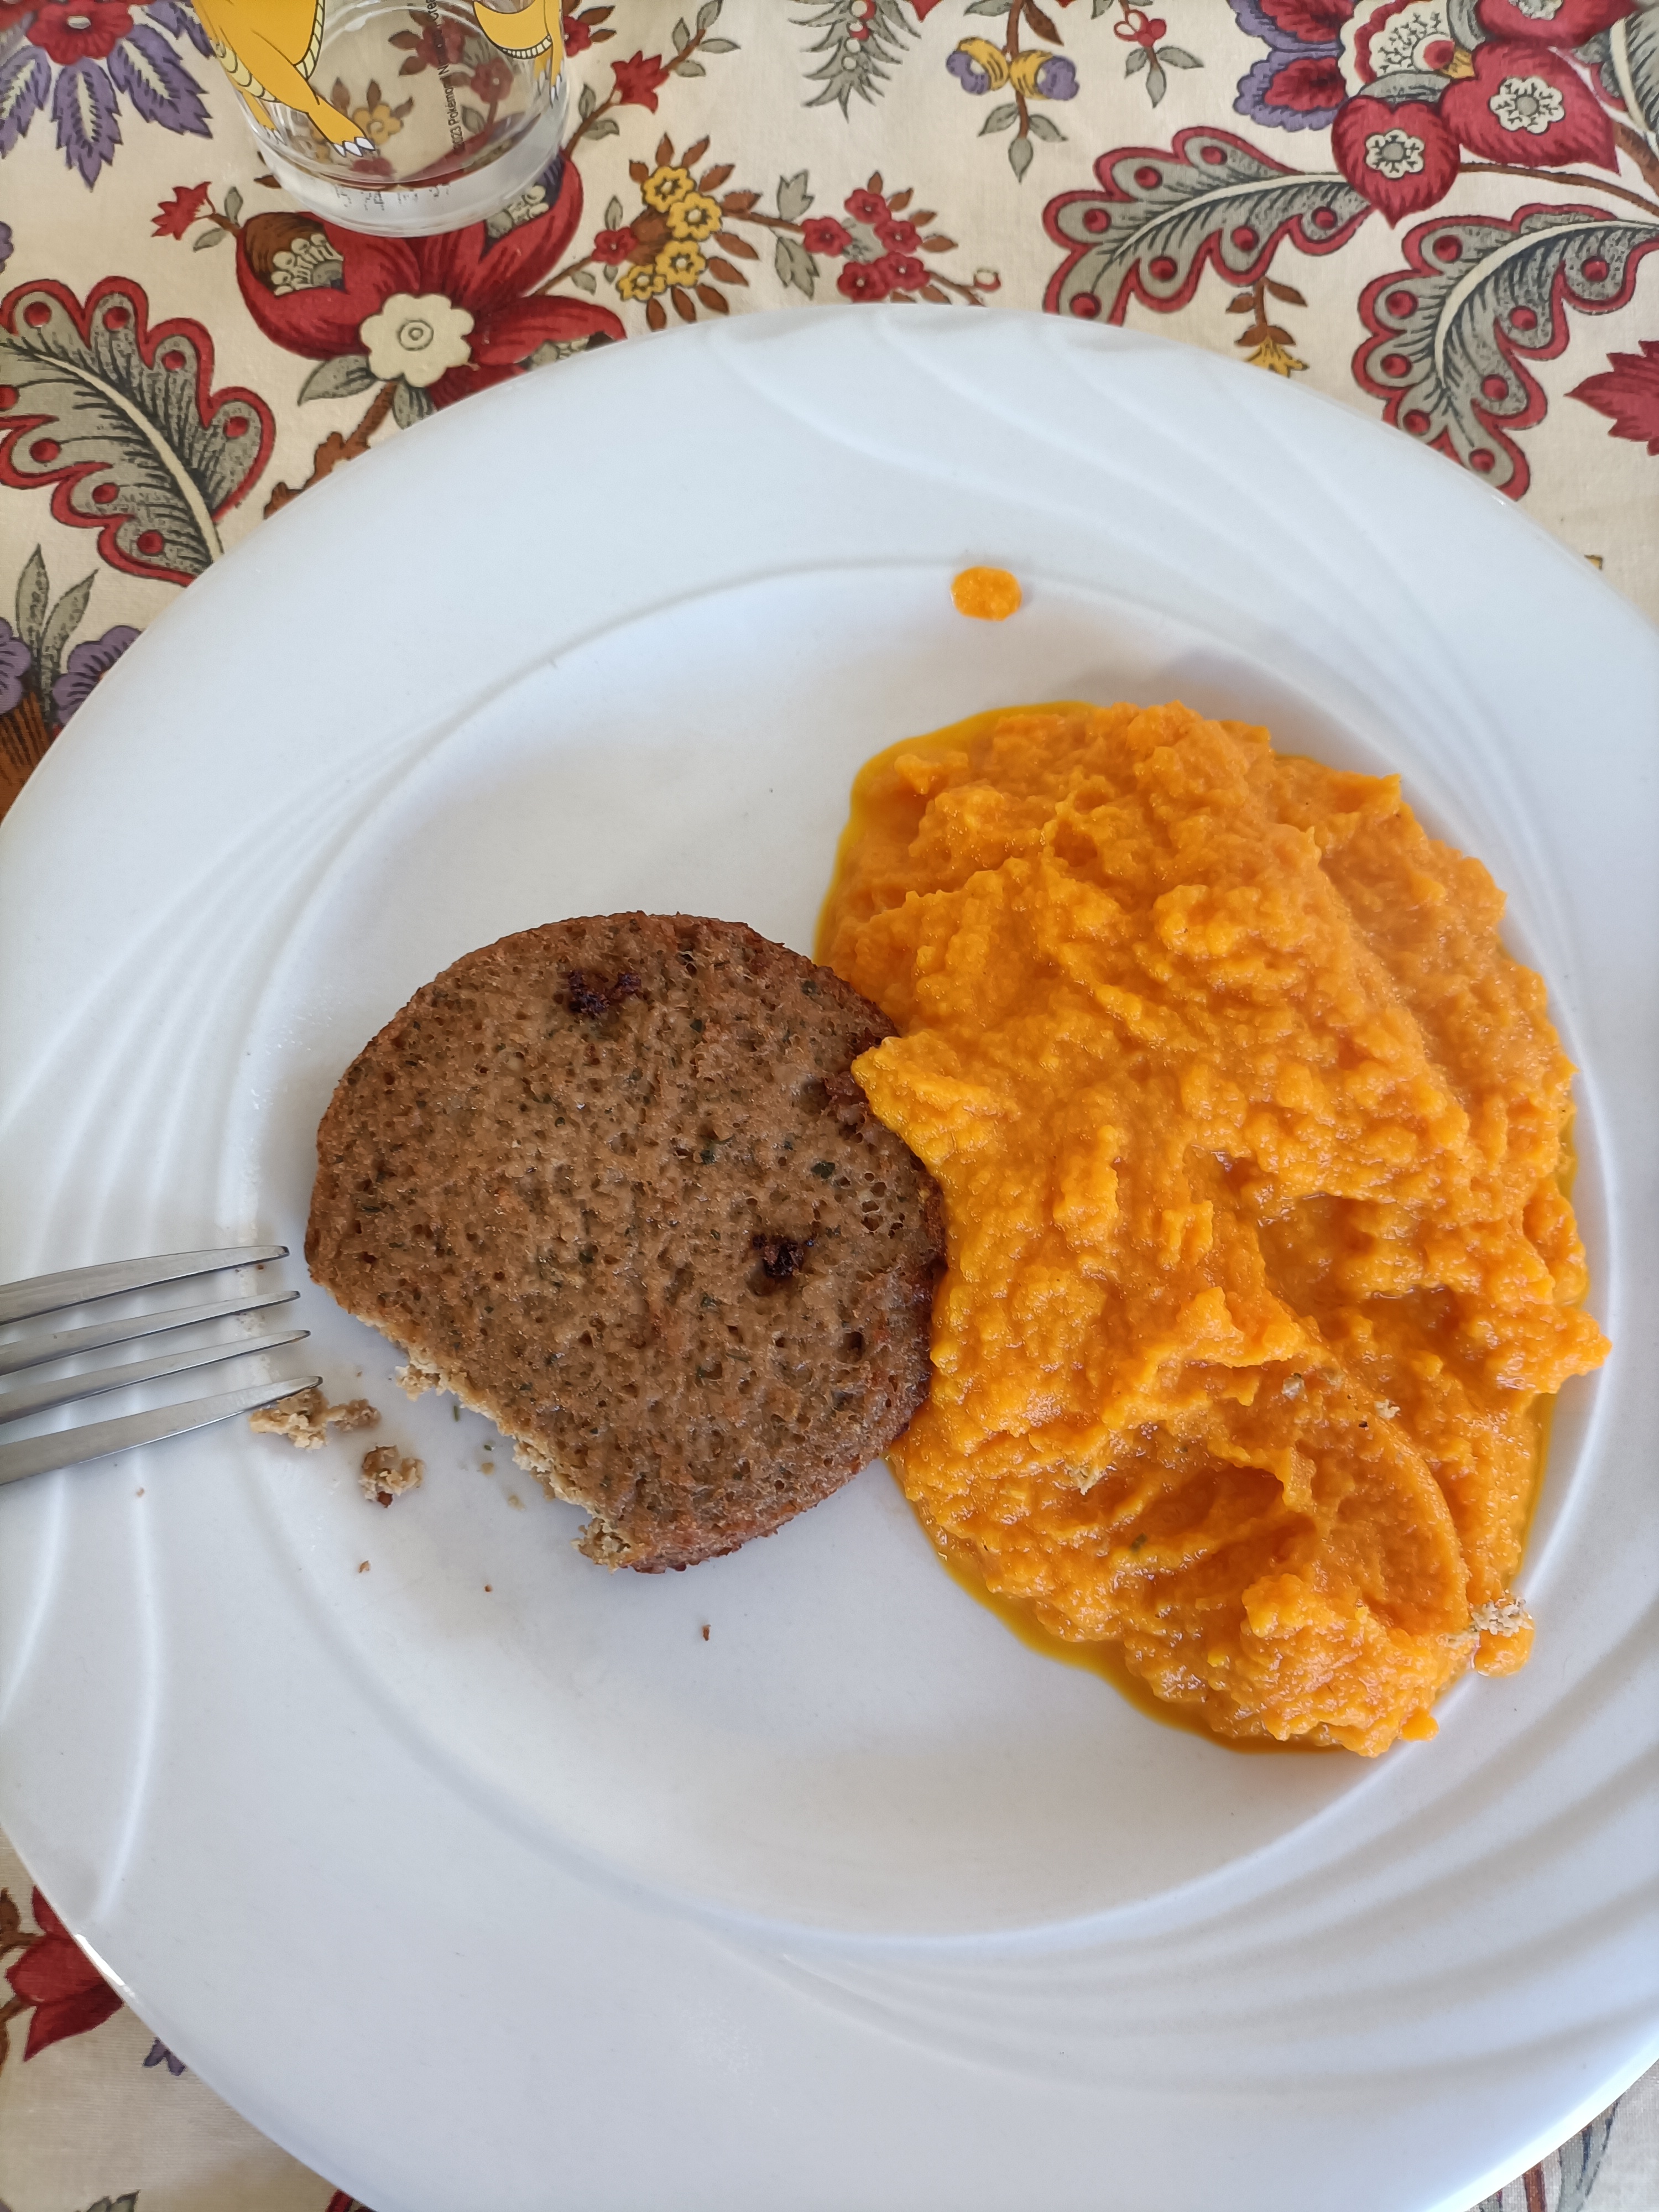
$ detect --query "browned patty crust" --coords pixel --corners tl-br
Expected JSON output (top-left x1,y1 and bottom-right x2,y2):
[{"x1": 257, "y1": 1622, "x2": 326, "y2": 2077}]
[{"x1": 306, "y1": 914, "x2": 945, "y2": 1570}]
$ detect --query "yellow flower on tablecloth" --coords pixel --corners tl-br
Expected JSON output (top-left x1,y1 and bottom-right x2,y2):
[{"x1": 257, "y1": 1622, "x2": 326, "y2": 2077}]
[
  {"x1": 618, "y1": 261, "x2": 668, "y2": 301},
  {"x1": 1009, "y1": 49, "x2": 1067, "y2": 98},
  {"x1": 666, "y1": 192, "x2": 722, "y2": 243},
  {"x1": 655, "y1": 241, "x2": 707, "y2": 288},
  {"x1": 359, "y1": 293, "x2": 476, "y2": 386},
  {"x1": 352, "y1": 100, "x2": 403, "y2": 144},
  {"x1": 953, "y1": 36, "x2": 1009, "y2": 90},
  {"x1": 1245, "y1": 338, "x2": 1308, "y2": 377},
  {"x1": 642, "y1": 165, "x2": 695, "y2": 212}
]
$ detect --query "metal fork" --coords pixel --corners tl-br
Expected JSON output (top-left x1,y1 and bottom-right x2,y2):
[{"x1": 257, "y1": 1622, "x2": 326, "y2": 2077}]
[{"x1": 0, "y1": 1246, "x2": 321, "y2": 1486}]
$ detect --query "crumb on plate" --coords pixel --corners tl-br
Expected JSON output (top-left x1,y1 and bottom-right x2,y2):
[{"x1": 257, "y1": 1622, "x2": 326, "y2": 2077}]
[
  {"x1": 360, "y1": 1445, "x2": 424, "y2": 1506},
  {"x1": 250, "y1": 1385, "x2": 380, "y2": 1449}
]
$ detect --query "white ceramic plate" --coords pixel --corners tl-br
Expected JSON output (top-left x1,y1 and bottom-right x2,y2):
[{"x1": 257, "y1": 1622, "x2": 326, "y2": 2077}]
[{"x1": 1, "y1": 310, "x2": 1655, "y2": 2212}]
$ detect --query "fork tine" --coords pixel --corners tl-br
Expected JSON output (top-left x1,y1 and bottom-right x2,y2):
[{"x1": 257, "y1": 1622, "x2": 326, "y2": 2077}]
[
  {"x1": 0, "y1": 1328, "x2": 310, "y2": 1426},
  {"x1": 0, "y1": 1373, "x2": 324, "y2": 1486},
  {"x1": 0, "y1": 1288, "x2": 301, "y2": 1379},
  {"x1": 0, "y1": 1245, "x2": 287, "y2": 1329}
]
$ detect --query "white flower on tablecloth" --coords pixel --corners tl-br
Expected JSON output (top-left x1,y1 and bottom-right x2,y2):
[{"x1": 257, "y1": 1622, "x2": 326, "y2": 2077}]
[
  {"x1": 358, "y1": 293, "x2": 475, "y2": 388},
  {"x1": 1364, "y1": 128, "x2": 1427, "y2": 179},
  {"x1": 1340, "y1": 0, "x2": 1453, "y2": 91},
  {"x1": 488, "y1": 184, "x2": 549, "y2": 236},
  {"x1": 1486, "y1": 73, "x2": 1566, "y2": 133},
  {"x1": 269, "y1": 233, "x2": 345, "y2": 297}
]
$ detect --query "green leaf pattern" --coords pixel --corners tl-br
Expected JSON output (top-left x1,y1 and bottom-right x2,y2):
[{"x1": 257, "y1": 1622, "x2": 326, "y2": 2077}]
[
  {"x1": 1047, "y1": 131, "x2": 1369, "y2": 322},
  {"x1": 1357, "y1": 207, "x2": 1659, "y2": 495},
  {"x1": 0, "y1": 279, "x2": 273, "y2": 582}
]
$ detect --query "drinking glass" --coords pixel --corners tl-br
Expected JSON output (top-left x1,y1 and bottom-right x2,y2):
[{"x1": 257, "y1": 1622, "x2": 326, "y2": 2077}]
[{"x1": 196, "y1": 0, "x2": 567, "y2": 236}]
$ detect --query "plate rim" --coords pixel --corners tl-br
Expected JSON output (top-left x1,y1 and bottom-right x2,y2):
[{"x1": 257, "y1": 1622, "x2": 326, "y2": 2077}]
[{"x1": 2, "y1": 308, "x2": 1656, "y2": 2212}]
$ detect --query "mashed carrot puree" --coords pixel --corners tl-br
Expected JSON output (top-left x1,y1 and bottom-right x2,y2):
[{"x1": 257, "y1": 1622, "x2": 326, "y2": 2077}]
[
  {"x1": 818, "y1": 702, "x2": 1608, "y2": 1755},
  {"x1": 952, "y1": 567, "x2": 1023, "y2": 622}
]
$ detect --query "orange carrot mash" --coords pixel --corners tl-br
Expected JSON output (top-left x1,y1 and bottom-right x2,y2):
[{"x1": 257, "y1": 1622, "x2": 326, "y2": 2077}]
[
  {"x1": 818, "y1": 702, "x2": 1608, "y2": 1755},
  {"x1": 951, "y1": 567, "x2": 1022, "y2": 622}
]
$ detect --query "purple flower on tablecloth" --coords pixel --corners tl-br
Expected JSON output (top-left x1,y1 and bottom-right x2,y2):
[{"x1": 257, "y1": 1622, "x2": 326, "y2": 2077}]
[
  {"x1": 1227, "y1": 0, "x2": 1349, "y2": 131},
  {"x1": 108, "y1": 22, "x2": 207, "y2": 124},
  {"x1": 1034, "y1": 54, "x2": 1077, "y2": 97},
  {"x1": 0, "y1": 620, "x2": 29, "y2": 716},
  {"x1": 1, "y1": 0, "x2": 210, "y2": 186},
  {"x1": 0, "y1": 548, "x2": 152, "y2": 821},
  {"x1": 0, "y1": 221, "x2": 10, "y2": 273},
  {"x1": 140, "y1": 0, "x2": 210, "y2": 51},
  {"x1": 51, "y1": 624, "x2": 138, "y2": 720},
  {"x1": 143, "y1": 2033, "x2": 187, "y2": 2074},
  {"x1": 51, "y1": 54, "x2": 122, "y2": 182},
  {"x1": 0, "y1": 48, "x2": 52, "y2": 155}
]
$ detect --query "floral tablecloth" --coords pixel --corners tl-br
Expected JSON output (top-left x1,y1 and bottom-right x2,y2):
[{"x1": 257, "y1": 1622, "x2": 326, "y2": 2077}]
[{"x1": 2, "y1": 0, "x2": 1656, "y2": 2199}]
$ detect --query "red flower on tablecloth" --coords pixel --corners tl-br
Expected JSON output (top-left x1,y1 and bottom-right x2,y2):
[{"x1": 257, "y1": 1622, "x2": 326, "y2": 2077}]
[
  {"x1": 235, "y1": 156, "x2": 622, "y2": 411},
  {"x1": 558, "y1": 2, "x2": 612, "y2": 53},
  {"x1": 1572, "y1": 340, "x2": 1659, "y2": 453},
  {"x1": 26, "y1": 0, "x2": 132, "y2": 61},
  {"x1": 802, "y1": 216, "x2": 852, "y2": 255},
  {"x1": 1227, "y1": 0, "x2": 1634, "y2": 220},
  {"x1": 3, "y1": 1888, "x2": 122, "y2": 2062},
  {"x1": 838, "y1": 261, "x2": 891, "y2": 299},
  {"x1": 1330, "y1": 94, "x2": 1460, "y2": 218},
  {"x1": 389, "y1": 12, "x2": 469, "y2": 71},
  {"x1": 878, "y1": 251, "x2": 930, "y2": 290},
  {"x1": 599, "y1": 141, "x2": 993, "y2": 328},
  {"x1": 609, "y1": 49, "x2": 673, "y2": 110},
  {"x1": 152, "y1": 179, "x2": 210, "y2": 237},
  {"x1": 876, "y1": 215, "x2": 923, "y2": 252},
  {"x1": 1441, "y1": 38, "x2": 1615, "y2": 168},
  {"x1": 468, "y1": 52, "x2": 514, "y2": 105}
]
